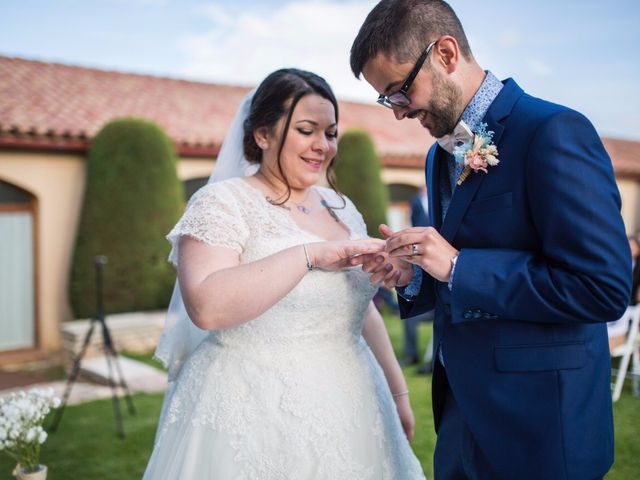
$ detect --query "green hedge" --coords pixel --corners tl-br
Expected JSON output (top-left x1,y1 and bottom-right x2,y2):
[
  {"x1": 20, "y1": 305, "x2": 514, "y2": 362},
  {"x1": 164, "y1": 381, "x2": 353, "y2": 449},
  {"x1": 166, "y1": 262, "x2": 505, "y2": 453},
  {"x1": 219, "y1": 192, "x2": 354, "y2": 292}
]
[
  {"x1": 335, "y1": 129, "x2": 389, "y2": 238},
  {"x1": 69, "y1": 118, "x2": 183, "y2": 318}
]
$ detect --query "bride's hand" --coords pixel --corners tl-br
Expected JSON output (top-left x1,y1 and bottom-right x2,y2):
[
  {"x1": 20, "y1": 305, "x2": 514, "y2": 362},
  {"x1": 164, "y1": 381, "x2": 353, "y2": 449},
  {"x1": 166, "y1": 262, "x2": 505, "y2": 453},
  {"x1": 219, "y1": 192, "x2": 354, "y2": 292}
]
[
  {"x1": 306, "y1": 239, "x2": 385, "y2": 271},
  {"x1": 354, "y1": 251, "x2": 414, "y2": 288},
  {"x1": 394, "y1": 395, "x2": 415, "y2": 442}
]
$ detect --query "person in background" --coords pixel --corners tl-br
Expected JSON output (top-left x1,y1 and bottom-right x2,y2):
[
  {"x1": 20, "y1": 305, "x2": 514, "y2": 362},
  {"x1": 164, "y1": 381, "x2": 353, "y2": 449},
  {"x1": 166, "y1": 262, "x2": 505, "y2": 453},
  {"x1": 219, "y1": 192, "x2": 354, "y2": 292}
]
[
  {"x1": 608, "y1": 235, "x2": 640, "y2": 351},
  {"x1": 403, "y1": 186, "x2": 434, "y2": 373}
]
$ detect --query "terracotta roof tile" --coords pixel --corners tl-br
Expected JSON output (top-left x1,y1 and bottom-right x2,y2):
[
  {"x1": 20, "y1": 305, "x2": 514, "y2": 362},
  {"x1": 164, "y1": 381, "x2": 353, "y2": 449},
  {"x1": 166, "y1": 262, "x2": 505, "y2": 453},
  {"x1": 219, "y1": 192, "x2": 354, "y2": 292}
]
[
  {"x1": 1, "y1": 55, "x2": 639, "y2": 177},
  {"x1": 0, "y1": 56, "x2": 433, "y2": 160}
]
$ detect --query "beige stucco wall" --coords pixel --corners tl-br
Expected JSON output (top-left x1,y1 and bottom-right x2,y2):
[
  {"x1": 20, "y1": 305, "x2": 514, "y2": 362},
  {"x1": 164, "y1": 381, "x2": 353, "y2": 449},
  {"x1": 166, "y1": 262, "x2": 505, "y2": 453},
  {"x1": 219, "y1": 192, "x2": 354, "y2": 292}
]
[
  {"x1": 177, "y1": 158, "x2": 215, "y2": 181},
  {"x1": 381, "y1": 168, "x2": 425, "y2": 188},
  {"x1": 0, "y1": 150, "x2": 86, "y2": 353},
  {"x1": 618, "y1": 178, "x2": 640, "y2": 234}
]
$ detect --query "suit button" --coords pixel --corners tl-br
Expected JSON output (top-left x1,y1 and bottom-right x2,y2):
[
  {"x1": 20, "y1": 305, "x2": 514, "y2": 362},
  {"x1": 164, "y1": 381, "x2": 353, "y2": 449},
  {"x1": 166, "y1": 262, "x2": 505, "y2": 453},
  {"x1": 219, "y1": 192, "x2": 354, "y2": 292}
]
[
  {"x1": 463, "y1": 311, "x2": 473, "y2": 319},
  {"x1": 443, "y1": 304, "x2": 451, "y2": 315}
]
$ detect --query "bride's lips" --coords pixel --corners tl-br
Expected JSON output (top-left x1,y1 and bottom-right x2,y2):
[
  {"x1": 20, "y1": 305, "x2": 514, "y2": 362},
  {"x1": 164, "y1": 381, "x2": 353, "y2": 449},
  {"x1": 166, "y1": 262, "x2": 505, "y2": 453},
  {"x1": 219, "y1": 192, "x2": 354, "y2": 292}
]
[{"x1": 301, "y1": 157, "x2": 324, "y2": 170}]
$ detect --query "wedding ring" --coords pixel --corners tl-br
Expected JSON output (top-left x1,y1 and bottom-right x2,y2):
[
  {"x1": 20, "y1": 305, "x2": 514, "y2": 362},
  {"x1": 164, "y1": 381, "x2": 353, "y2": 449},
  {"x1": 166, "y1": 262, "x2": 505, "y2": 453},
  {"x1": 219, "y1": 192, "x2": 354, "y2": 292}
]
[{"x1": 411, "y1": 243, "x2": 419, "y2": 256}]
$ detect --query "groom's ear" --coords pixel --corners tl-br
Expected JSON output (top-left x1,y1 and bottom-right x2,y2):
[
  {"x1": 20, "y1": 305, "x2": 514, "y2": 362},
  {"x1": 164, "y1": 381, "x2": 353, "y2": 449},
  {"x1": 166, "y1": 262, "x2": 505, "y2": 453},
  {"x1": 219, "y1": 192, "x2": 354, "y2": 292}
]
[{"x1": 434, "y1": 36, "x2": 460, "y2": 74}]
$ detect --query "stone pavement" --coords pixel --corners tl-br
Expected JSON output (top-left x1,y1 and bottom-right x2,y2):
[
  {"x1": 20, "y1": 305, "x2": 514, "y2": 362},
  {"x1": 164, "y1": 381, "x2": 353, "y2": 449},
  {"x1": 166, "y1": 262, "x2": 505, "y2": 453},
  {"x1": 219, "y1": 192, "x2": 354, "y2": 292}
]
[{"x1": 0, "y1": 355, "x2": 167, "y2": 405}]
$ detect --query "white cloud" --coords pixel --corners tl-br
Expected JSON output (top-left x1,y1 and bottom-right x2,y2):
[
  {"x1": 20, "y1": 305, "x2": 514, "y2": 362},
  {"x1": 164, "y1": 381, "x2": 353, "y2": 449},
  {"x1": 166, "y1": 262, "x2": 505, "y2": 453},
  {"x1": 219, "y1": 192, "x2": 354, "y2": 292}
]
[
  {"x1": 178, "y1": 0, "x2": 379, "y2": 102},
  {"x1": 113, "y1": 0, "x2": 169, "y2": 6},
  {"x1": 497, "y1": 30, "x2": 520, "y2": 47},
  {"x1": 527, "y1": 59, "x2": 552, "y2": 76}
]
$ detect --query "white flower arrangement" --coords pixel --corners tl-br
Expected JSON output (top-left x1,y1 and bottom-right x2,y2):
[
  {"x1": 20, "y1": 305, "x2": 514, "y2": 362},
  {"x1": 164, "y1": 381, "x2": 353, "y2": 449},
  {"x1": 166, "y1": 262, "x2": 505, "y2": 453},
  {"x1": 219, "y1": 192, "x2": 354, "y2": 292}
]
[{"x1": 0, "y1": 387, "x2": 60, "y2": 473}]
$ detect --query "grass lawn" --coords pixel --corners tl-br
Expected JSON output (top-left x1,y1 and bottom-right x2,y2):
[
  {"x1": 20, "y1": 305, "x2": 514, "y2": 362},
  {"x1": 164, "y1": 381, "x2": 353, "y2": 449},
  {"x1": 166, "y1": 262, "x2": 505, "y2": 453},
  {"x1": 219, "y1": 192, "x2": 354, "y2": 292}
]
[{"x1": 1, "y1": 311, "x2": 638, "y2": 479}]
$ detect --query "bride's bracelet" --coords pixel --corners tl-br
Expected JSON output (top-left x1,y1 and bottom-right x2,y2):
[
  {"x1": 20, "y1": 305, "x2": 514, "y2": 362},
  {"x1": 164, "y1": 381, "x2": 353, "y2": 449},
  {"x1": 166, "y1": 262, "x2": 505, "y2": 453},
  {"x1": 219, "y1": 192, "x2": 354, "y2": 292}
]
[
  {"x1": 302, "y1": 244, "x2": 315, "y2": 271},
  {"x1": 392, "y1": 390, "x2": 409, "y2": 399}
]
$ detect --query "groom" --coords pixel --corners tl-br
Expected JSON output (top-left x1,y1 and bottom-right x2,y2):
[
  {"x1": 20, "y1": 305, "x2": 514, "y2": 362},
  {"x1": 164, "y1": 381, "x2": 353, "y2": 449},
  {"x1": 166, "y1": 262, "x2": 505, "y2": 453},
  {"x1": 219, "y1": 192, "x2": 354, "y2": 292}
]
[{"x1": 350, "y1": 1, "x2": 631, "y2": 479}]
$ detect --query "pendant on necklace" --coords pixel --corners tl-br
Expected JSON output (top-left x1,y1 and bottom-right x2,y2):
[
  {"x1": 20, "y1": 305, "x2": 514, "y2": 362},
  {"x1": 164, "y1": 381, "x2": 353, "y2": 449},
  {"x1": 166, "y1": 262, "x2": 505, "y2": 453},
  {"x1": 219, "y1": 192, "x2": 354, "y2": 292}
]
[{"x1": 296, "y1": 204, "x2": 311, "y2": 215}]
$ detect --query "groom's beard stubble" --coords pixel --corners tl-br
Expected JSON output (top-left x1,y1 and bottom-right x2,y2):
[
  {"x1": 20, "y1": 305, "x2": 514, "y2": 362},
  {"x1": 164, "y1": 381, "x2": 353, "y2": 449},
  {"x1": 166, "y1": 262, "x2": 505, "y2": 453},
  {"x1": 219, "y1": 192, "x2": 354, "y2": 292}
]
[{"x1": 409, "y1": 71, "x2": 464, "y2": 139}]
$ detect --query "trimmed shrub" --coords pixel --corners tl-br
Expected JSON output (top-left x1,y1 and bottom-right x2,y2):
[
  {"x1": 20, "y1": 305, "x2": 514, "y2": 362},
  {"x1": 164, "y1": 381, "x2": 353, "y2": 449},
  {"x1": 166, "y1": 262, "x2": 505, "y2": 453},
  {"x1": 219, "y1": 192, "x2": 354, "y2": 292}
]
[
  {"x1": 335, "y1": 129, "x2": 389, "y2": 238},
  {"x1": 69, "y1": 118, "x2": 183, "y2": 318}
]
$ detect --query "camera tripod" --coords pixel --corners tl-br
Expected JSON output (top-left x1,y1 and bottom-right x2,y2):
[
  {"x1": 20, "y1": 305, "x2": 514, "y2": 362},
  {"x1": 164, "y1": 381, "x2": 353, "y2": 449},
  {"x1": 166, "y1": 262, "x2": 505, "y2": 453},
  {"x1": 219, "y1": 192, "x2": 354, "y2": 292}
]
[{"x1": 49, "y1": 256, "x2": 136, "y2": 439}]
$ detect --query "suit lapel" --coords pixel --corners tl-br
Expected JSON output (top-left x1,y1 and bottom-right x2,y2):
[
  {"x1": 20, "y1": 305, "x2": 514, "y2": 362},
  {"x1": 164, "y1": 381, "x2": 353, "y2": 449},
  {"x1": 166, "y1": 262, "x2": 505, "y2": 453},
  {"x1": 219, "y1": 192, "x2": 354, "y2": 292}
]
[
  {"x1": 439, "y1": 78, "x2": 524, "y2": 244},
  {"x1": 425, "y1": 144, "x2": 442, "y2": 230}
]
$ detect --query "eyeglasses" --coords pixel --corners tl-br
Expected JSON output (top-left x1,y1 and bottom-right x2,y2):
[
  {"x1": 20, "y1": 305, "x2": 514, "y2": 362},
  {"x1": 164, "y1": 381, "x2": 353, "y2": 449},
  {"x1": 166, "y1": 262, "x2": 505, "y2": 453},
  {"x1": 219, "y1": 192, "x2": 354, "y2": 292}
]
[{"x1": 376, "y1": 40, "x2": 437, "y2": 109}]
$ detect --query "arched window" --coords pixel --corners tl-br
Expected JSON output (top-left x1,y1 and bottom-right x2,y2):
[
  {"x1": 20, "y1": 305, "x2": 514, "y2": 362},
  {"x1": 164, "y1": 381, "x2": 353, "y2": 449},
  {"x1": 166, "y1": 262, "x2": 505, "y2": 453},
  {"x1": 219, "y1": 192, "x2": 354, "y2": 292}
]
[{"x1": 0, "y1": 180, "x2": 37, "y2": 353}]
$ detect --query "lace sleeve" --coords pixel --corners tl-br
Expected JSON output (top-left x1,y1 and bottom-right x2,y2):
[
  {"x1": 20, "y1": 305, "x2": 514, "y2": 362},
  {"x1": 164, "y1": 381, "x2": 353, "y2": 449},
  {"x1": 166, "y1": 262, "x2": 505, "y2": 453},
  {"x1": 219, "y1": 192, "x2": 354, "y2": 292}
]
[{"x1": 166, "y1": 182, "x2": 249, "y2": 265}]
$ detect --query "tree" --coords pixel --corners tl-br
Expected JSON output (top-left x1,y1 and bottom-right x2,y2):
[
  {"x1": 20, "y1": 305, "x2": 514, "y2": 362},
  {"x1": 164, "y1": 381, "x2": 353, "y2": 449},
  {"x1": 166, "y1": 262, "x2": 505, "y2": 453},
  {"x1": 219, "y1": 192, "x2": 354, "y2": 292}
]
[
  {"x1": 69, "y1": 118, "x2": 183, "y2": 318},
  {"x1": 334, "y1": 129, "x2": 389, "y2": 238}
]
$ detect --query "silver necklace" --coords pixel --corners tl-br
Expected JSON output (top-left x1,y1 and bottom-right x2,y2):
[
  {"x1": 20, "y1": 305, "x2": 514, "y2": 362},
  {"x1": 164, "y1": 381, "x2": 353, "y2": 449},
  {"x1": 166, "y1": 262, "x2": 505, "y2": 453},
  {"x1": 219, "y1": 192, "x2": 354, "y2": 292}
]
[
  {"x1": 264, "y1": 193, "x2": 312, "y2": 214},
  {"x1": 256, "y1": 174, "x2": 340, "y2": 222},
  {"x1": 257, "y1": 174, "x2": 312, "y2": 214}
]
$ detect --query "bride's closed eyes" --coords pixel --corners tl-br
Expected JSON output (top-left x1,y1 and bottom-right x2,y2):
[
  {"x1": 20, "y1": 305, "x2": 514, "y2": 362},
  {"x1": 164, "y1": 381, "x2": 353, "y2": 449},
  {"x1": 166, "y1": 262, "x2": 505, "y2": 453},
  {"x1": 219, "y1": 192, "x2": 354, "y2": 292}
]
[
  {"x1": 295, "y1": 127, "x2": 338, "y2": 139},
  {"x1": 295, "y1": 118, "x2": 337, "y2": 139}
]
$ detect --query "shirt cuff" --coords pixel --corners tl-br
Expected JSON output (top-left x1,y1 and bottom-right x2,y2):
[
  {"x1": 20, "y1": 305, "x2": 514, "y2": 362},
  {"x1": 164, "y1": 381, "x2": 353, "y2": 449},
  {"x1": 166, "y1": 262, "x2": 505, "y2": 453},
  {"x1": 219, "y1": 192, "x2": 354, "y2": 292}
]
[
  {"x1": 397, "y1": 266, "x2": 423, "y2": 300},
  {"x1": 447, "y1": 252, "x2": 459, "y2": 291}
]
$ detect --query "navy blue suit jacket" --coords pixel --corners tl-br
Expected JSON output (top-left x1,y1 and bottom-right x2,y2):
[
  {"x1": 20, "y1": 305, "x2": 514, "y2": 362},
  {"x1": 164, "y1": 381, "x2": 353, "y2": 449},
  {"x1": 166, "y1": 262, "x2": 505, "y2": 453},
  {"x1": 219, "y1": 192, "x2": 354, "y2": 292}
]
[
  {"x1": 410, "y1": 194, "x2": 430, "y2": 227},
  {"x1": 399, "y1": 79, "x2": 631, "y2": 479}
]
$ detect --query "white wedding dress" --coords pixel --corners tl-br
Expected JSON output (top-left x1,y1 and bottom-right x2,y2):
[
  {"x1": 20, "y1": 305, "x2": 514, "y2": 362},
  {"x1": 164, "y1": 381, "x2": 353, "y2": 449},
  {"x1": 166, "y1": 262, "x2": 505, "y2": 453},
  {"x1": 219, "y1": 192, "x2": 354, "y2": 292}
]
[{"x1": 143, "y1": 177, "x2": 425, "y2": 479}]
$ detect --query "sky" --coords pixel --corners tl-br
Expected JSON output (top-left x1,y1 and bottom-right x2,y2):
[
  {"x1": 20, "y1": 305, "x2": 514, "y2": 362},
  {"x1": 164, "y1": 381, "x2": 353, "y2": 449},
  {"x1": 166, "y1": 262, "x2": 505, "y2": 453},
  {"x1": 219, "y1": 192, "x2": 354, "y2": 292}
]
[{"x1": 1, "y1": 0, "x2": 639, "y2": 140}]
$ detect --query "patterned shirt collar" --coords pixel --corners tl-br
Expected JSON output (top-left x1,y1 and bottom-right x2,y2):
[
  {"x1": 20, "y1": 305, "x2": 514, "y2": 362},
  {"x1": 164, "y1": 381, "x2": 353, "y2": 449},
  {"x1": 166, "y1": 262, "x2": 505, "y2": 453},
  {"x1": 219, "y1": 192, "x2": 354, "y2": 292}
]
[{"x1": 460, "y1": 71, "x2": 503, "y2": 133}]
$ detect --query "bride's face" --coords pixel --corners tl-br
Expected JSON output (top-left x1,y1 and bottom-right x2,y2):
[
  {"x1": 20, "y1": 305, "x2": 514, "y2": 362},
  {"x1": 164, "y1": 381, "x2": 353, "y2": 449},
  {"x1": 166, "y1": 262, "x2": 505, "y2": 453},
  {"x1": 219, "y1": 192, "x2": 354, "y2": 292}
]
[{"x1": 264, "y1": 93, "x2": 338, "y2": 189}]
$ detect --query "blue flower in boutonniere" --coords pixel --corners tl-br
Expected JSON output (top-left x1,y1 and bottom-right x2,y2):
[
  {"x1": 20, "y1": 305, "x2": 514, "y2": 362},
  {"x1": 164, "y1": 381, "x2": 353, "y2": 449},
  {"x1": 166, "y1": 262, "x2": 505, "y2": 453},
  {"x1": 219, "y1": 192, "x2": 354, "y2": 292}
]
[{"x1": 453, "y1": 123, "x2": 499, "y2": 186}]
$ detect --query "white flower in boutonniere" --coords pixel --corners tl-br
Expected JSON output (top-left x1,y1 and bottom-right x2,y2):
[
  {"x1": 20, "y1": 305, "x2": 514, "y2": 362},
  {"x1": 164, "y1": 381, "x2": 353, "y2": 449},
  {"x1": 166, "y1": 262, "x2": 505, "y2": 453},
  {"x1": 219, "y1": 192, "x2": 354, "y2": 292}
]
[{"x1": 453, "y1": 123, "x2": 499, "y2": 186}]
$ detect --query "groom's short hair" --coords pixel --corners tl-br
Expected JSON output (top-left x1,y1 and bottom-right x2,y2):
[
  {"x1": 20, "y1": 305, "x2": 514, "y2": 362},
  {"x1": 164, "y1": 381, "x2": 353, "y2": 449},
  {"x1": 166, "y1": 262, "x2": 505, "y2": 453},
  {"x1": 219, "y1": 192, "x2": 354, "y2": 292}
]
[{"x1": 350, "y1": 0, "x2": 473, "y2": 78}]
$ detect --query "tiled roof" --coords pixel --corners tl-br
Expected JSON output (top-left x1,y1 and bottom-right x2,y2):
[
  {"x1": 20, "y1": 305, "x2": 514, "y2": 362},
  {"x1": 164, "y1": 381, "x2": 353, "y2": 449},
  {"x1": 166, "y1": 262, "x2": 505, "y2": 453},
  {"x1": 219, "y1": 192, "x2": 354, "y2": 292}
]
[
  {"x1": 602, "y1": 138, "x2": 640, "y2": 177},
  {"x1": 1, "y1": 55, "x2": 638, "y2": 177},
  {"x1": 0, "y1": 56, "x2": 431, "y2": 165},
  {"x1": 0, "y1": 56, "x2": 250, "y2": 154}
]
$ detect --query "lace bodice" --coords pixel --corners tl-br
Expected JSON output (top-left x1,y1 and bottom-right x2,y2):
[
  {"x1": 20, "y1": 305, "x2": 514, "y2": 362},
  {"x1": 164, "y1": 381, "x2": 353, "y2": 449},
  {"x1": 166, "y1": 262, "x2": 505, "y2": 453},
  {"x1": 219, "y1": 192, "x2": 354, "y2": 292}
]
[{"x1": 166, "y1": 177, "x2": 379, "y2": 357}]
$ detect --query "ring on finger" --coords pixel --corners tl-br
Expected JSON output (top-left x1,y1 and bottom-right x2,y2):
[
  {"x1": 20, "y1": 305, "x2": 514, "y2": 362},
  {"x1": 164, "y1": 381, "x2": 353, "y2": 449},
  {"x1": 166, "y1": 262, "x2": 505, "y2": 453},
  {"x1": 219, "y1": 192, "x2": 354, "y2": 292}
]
[{"x1": 411, "y1": 243, "x2": 419, "y2": 256}]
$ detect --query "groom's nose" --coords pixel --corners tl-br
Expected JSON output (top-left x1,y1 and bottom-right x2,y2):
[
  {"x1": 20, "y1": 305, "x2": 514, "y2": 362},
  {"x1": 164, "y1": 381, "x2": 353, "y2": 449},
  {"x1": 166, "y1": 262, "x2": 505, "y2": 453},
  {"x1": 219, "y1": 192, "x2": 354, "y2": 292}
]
[{"x1": 392, "y1": 105, "x2": 409, "y2": 121}]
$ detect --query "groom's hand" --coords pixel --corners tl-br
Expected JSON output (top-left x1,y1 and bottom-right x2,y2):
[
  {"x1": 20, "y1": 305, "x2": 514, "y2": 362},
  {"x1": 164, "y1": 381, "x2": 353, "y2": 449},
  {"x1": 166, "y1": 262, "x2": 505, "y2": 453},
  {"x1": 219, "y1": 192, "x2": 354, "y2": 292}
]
[
  {"x1": 350, "y1": 225, "x2": 414, "y2": 288},
  {"x1": 385, "y1": 226, "x2": 458, "y2": 283}
]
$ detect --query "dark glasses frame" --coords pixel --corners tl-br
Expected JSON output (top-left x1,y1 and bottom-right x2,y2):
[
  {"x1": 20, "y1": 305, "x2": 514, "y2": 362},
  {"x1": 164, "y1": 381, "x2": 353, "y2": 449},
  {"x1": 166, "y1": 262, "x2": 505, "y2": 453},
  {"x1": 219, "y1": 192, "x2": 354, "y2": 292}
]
[{"x1": 376, "y1": 40, "x2": 438, "y2": 109}]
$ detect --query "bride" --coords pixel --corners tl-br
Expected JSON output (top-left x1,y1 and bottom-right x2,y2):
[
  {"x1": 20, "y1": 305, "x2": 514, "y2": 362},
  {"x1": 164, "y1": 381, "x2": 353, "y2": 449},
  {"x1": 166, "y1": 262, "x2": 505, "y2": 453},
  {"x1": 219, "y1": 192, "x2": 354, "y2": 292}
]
[{"x1": 143, "y1": 68, "x2": 425, "y2": 479}]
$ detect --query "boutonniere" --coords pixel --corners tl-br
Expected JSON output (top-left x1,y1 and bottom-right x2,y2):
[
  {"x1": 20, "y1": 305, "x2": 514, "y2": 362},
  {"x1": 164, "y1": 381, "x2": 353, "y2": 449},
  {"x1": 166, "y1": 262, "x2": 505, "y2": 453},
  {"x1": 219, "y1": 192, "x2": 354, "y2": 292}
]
[{"x1": 453, "y1": 123, "x2": 499, "y2": 186}]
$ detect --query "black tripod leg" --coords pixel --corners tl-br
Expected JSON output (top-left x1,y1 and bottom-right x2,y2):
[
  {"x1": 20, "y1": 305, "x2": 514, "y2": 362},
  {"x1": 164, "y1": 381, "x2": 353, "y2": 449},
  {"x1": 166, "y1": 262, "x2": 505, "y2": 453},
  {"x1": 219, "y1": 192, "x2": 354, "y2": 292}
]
[
  {"x1": 101, "y1": 317, "x2": 136, "y2": 415},
  {"x1": 109, "y1": 347, "x2": 137, "y2": 416},
  {"x1": 49, "y1": 321, "x2": 97, "y2": 432},
  {"x1": 104, "y1": 348, "x2": 126, "y2": 439}
]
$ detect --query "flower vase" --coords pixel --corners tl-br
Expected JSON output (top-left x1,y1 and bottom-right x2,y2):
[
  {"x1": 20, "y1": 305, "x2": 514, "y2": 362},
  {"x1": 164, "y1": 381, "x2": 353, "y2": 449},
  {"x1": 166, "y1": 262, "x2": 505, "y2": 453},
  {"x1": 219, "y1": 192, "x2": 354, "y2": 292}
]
[{"x1": 12, "y1": 464, "x2": 48, "y2": 480}]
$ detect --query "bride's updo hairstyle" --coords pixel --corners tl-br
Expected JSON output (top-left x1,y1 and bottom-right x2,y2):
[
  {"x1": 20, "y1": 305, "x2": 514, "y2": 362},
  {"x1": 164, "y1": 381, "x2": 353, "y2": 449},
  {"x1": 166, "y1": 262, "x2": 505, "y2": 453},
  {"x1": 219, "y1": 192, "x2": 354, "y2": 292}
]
[{"x1": 243, "y1": 68, "x2": 344, "y2": 206}]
